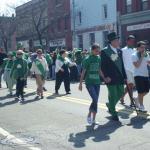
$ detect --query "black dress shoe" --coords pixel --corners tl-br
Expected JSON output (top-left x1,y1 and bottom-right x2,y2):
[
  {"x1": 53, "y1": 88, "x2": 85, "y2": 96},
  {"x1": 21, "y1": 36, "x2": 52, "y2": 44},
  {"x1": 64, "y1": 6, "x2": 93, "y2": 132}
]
[
  {"x1": 43, "y1": 87, "x2": 47, "y2": 91},
  {"x1": 66, "y1": 92, "x2": 71, "y2": 95},
  {"x1": 55, "y1": 91, "x2": 59, "y2": 95},
  {"x1": 106, "y1": 103, "x2": 111, "y2": 113},
  {"x1": 112, "y1": 116, "x2": 119, "y2": 121}
]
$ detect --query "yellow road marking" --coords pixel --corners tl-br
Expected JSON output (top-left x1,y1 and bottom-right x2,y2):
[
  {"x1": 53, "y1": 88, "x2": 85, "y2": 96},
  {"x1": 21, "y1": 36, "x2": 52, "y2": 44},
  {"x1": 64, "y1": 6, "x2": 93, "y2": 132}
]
[{"x1": 25, "y1": 88, "x2": 150, "y2": 118}]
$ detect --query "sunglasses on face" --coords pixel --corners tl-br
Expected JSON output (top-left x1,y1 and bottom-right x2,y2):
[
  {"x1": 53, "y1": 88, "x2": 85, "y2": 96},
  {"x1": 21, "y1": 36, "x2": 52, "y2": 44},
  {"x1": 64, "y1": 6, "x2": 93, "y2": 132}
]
[{"x1": 17, "y1": 53, "x2": 23, "y2": 55}]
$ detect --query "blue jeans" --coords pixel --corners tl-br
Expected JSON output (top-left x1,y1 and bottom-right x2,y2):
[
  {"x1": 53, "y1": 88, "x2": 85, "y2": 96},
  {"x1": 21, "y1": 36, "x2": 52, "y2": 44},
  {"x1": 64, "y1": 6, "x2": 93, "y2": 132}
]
[
  {"x1": 86, "y1": 84, "x2": 100, "y2": 113},
  {"x1": 52, "y1": 65, "x2": 56, "y2": 80},
  {"x1": 77, "y1": 64, "x2": 82, "y2": 76}
]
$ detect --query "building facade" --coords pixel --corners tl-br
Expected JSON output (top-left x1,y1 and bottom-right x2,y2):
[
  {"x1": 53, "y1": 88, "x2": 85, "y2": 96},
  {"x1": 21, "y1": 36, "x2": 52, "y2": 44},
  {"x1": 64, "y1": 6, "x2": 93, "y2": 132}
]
[
  {"x1": 16, "y1": 0, "x2": 48, "y2": 51},
  {"x1": 117, "y1": 0, "x2": 150, "y2": 46},
  {"x1": 47, "y1": 0, "x2": 72, "y2": 51},
  {"x1": 71, "y1": 0, "x2": 117, "y2": 50},
  {"x1": 0, "y1": 15, "x2": 16, "y2": 52}
]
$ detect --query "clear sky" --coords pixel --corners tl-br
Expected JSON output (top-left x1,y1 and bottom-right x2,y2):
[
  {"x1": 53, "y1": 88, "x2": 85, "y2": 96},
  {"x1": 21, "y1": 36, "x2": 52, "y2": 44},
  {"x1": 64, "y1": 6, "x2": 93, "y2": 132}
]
[{"x1": 0, "y1": 0, "x2": 30, "y2": 15}]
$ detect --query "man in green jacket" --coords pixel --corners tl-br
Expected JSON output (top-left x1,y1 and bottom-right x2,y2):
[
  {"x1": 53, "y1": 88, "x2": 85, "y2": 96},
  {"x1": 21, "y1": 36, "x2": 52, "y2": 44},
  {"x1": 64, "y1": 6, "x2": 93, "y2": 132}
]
[{"x1": 10, "y1": 50, "x2": 28, "y2": 103}]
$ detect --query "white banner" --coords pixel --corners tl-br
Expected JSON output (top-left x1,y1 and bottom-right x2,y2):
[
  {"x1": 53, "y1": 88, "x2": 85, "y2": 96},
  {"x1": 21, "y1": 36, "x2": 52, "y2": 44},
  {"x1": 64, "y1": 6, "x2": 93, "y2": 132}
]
[
  {"x1": 127, "y1": 23, "x2": 150, "y2": 31},
  {"x1": 49, "y1": 38, "x2": 66, "y2": 47},
  {"x1": 34, "y1": 39, "x2": 46, "y2": 46}
]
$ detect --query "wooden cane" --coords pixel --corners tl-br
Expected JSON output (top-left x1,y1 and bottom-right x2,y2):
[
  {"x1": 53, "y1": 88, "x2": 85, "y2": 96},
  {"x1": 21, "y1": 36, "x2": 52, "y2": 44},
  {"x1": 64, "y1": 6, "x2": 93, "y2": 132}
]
[{"x1": 125, "y1": 81, "x2": 139, "y2": 115}]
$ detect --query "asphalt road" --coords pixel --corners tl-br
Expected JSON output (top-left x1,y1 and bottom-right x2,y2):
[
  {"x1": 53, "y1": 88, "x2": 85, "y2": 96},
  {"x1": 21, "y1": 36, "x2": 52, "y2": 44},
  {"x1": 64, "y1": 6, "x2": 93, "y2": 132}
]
[{"x1": 0, "y1": 78, "x2": 150, "y2": 150}]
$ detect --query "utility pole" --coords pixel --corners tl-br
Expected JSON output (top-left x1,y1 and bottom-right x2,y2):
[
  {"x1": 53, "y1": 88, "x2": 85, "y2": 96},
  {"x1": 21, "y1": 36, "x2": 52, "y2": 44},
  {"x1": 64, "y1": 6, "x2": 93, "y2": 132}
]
[{"x1": 72, "y1": 0, "x2": 76, "y2": 48}]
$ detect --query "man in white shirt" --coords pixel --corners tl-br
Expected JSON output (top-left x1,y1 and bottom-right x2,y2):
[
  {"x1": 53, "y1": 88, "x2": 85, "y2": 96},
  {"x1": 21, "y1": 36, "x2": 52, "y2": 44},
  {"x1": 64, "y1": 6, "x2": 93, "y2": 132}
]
[
  {"x1": 132, "y1": 41, "x2": 150, "y2": 112},
  {"x1": 121, "y1": 35, "x2": 136, "y2": 106}
]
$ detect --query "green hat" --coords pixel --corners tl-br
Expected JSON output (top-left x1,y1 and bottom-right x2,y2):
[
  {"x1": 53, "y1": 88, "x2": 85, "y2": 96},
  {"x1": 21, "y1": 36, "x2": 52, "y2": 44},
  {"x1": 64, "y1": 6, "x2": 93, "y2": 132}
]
[{"x1": 107, "y1": 32, "x2": 120, "y2": 42}]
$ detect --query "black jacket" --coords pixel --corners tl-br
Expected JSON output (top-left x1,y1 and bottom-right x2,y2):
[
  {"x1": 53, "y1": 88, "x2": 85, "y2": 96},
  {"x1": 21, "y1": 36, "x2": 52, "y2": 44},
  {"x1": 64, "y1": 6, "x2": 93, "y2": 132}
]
[{"x1": 101, "y1": 46, "x2": 127, "y2": 85}]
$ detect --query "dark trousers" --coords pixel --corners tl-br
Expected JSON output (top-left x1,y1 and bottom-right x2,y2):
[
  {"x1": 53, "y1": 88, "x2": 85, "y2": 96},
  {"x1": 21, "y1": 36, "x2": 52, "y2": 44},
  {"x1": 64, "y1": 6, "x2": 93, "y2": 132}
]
[
  {"x1": 70, "y1": 66, "x2": 78, "y2": 82},
  {"x1": 86, "y1": 84, "x2": 100, "y2": 113},
  {"x1": 16, "y1": 78, "x2": 25, "y2": 98},
  {"x1": 55, "y1": 71, "x2": 70, "y2": 93},
  {"x1": 0, "y1": 68, "x2": 4, "y2": 86}
]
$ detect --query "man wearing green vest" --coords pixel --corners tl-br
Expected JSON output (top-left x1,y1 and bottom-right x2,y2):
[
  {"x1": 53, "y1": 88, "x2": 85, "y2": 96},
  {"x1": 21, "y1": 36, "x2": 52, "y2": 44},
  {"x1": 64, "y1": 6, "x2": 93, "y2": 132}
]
[
  {"x1": 101, "y1": 32, "x2": 127, "y2": 121},
  {"x1": 31, "y1": 49, "x2": 48, "y2": 99},
  {"x1": 10, "y1": 50, "x2": 28, "y2": 103}
]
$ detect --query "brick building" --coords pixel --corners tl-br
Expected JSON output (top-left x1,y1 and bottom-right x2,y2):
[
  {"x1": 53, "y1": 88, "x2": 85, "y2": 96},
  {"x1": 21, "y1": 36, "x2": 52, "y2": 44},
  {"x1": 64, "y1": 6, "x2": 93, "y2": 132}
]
[
  {"x1": 47, "y1": 0, "x2": 72, "y2": 51},
  {"x1": 117, "y1": 0, "x2": 150, "y2": 46},
  {"x1": 16, "y1": 0, "x2": 48, "y2": 51},
  {"x1": 0, "y1": 15, "x2": 16, "y2": 52}
]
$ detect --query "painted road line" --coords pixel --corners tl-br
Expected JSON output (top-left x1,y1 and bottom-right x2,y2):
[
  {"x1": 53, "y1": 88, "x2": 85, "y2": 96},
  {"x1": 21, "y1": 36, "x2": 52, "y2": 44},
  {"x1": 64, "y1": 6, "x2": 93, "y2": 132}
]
[
  {"x1": 0, "y1": 127, "x2": 41, "y2": 150},
  {"x1": 25, "y1": 88, "x2": 150, "y2": 118}
]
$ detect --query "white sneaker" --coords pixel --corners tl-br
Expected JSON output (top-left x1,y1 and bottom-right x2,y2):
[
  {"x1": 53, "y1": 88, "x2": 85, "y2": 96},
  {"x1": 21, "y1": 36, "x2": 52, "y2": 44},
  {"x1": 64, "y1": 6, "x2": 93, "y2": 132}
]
[
  {"x1": 87, "y1": 117, "x2": 92, "y2": 125},
  {"x1": 92, "y1": 120, "x2": 99, "y2": 125},
  {"x1": 139, "y1": 105, "x2": 147, "y2": 113}
]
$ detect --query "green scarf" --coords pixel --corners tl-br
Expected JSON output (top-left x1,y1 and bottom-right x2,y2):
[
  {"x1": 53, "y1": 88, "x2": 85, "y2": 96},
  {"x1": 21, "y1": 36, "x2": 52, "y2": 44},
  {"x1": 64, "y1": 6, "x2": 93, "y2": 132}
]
[
  {"x1": 35, "y1": 59, "x2": 46, "y2": 79},
  {"x1": 57, "y1": 55, "x2": 65, "y2": 63}
]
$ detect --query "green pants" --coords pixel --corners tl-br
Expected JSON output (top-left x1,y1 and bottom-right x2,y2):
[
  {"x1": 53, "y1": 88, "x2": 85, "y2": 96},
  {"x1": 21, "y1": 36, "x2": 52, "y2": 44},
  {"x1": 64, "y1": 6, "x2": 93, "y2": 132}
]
[{"x1": 107, "y1": 85, "x2": 124, "y2": 116}]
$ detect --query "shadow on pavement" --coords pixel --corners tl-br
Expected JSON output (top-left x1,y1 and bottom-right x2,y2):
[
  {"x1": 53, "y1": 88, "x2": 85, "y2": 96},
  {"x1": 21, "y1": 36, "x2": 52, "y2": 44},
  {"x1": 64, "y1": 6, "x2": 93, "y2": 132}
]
[
  {"x1": 127, "y1": 116, "x2": 150, "y2": 129},
  {"x1": 0, "y1": 99, "x2": 18, "y2": 107},
  {"x1": 118, "y1": 106, "x2": 134, "y2": 119},
  {"x1": 24, "y1": 92, "x2": 36, "y2": 98},
  {"x1": 21, "y1": 97, "x2": 40, "y2": 105},
  {"x1": 0, "y1": 92, "x2": 39, "y2": 107},
  {"x1": 47, "y1": 93, "x2": 66, "y2": 100},
  {"x1": 0, "y1": 95, "x2": 10, "y2": 101},
  {"x1": 68, "y1": 120, "x2": 122, "y2": 148}
]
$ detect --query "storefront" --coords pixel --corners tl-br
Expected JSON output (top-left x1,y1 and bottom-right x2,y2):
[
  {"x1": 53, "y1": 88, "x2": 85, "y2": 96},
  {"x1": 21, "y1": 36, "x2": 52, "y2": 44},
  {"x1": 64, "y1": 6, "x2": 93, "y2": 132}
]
[{"x1": 121, "y1": 21, "x2": 150, "y2": 46}]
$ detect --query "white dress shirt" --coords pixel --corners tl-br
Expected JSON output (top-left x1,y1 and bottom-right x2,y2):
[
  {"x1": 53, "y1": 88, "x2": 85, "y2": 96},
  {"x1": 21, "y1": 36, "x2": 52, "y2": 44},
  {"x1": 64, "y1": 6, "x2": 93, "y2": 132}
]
[
  {"x1": 122, "y1": 46, "x2": 135, "y2": 73},
  {"x1": 110, "y1": 45, "x2": 118, "y2": 54},
  {"x1": 31, "y1": 57, "x2": 48, "y2": 75}
]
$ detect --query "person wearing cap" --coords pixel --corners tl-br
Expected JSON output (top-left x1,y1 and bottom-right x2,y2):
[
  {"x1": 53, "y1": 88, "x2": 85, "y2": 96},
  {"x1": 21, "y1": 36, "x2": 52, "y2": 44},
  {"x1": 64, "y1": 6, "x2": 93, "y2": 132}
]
[
  {"x1": 79, "y1": 43, "x2": 110, "y2": 125},
  {"x1": 75, "y1": 49, "x2": 83, "y2": 79},
  {"x1": 55, "y1": 50, "x2": 76, "y2": 95},
  {"x1": 2, "y1": 52, "x2": 15, "y2": 96},
  {"x1": 132, "y1": 41, "x2": 150, "y2": 112},
  {"x1": 121, "y1": 35, "x2": 136, "y2": 106},
  {"x1": 30, "y1": 49, "x2": 48, "y2": 99},
  {"x1": 10, "y1": 50, "x2": 28, "y2": 103},
  {"x1": 45, "y1": 51, "x2": 53, "y2": 80},
  {"x1": 101, "y1": 32, "x2": 127, "y2": 121}
]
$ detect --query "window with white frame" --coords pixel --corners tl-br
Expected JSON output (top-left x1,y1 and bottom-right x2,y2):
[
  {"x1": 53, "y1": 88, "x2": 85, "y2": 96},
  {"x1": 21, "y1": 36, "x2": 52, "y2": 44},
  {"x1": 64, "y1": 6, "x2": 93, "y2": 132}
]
[
  {"x1": 103, "y1": 31, "x2": 109, "y2": 47},
  {"x1": 126, "y1": 0, "x2": 132, "y2": 13},
  {"x1": 78, "y1": 35, "x2": 83, "y2": 49},
  {"x1": 78, "y1": 11, "x2": 82, "y2": 24},
  {"x1": 141, "y1": 0, "x2": 149, "y2": 10},
  {"x1": 89, "y1": 33, "x2": 95, "y2": 46},
  {"x1": 102, "y1": 4, "x2": 108, "y2": 19}
]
